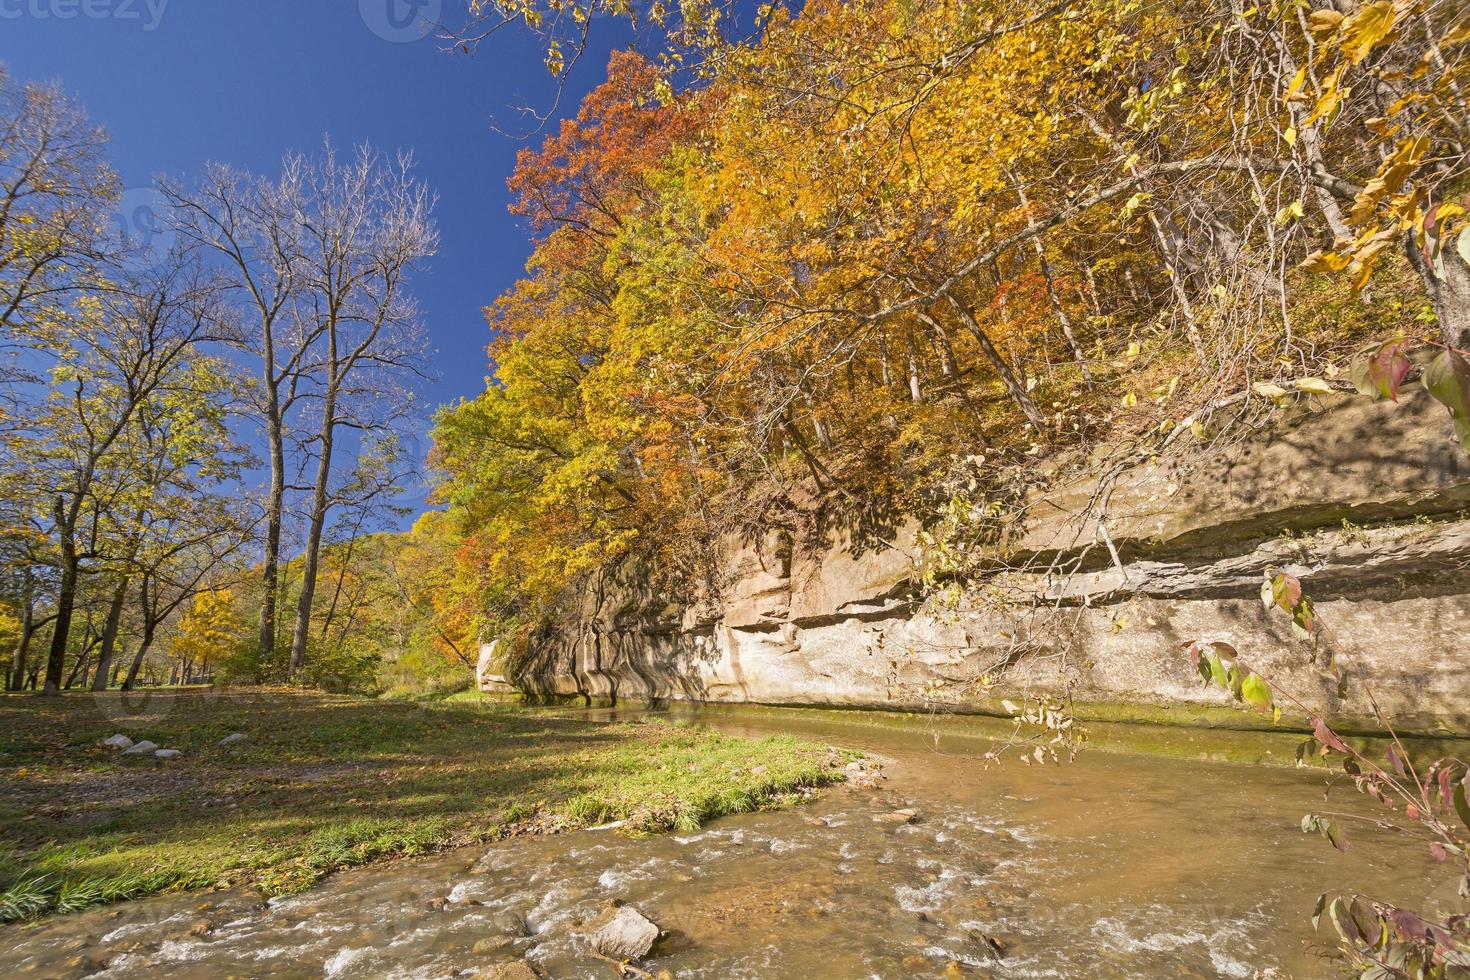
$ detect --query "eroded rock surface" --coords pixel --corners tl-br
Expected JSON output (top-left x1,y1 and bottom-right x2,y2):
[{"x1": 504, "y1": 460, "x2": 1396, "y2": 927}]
[{"x1": 514, "y1": 392, "x2": 1470, "y2": 732}]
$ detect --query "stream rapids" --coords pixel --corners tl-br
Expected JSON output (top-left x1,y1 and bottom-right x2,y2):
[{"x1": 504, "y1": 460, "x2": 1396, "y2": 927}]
[{"x1": 0, "y1": 704, "x2": 1450, "y2": 978}]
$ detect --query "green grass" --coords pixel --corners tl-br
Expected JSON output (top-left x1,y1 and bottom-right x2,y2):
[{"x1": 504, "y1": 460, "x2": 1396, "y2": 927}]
[{"x1": 0, "y1": 688, "x2": 850, "y2": 921}]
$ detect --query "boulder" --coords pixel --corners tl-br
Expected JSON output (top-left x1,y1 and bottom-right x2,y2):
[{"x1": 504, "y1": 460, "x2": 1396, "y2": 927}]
[
  {"x1": 591, "y1": 905, "x2": 660, "y2": 961},
  {"x1": 219, "y1": 733, "x2": 247, "y2": 746},
  {"x1": 875, "y1": 808, "x2": 918, "y2": 825},
  {"x1": 102, "y1": 734, "x2": 134, "y2": 750},
  {"x1": 154, "y1": 749, "x2": 183, "y2": 760},
  {"x1": 121, "y1": 740, "x2": 158, "y2": 755}
]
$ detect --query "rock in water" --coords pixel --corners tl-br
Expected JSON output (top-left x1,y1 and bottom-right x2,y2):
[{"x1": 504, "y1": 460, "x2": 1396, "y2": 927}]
[
  {"x1": 154, "y1": 748, "x2": 183, "y2": 760},
  {"x1": 592, "y1": 906, "x2": 660, "y2": 961},
  {"x1": 219, "y1": 733, "x2": 247, "y2": 746},
  {"x1": 475, "y1": 962, "x2": 542, "y2": 979},
  {"x1": 121, "y1": 740, "x2": 158, "y2": 755},
  {"x1": 102, "y1": 734, "x2": 134, "y2": 750}
]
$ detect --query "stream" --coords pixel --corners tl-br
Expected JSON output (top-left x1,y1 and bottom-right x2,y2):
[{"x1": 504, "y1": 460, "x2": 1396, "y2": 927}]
[{"x1": 0, "y1": 704, "x2": 1454, "y2": 978}]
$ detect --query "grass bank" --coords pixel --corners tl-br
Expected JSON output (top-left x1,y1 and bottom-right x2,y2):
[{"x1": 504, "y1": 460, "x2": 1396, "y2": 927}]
[{"x1": 0, "y1": 688, "x2": 850, "y2": 922}]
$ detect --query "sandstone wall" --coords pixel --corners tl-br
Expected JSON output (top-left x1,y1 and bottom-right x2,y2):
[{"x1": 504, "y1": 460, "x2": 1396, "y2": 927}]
[{"x1": 509, "y1": 390, "x2": 1470, "y2": 733}]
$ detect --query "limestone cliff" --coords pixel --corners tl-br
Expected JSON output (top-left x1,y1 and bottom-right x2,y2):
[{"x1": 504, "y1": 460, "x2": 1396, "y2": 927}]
[{"x1": 503, "y1": 390, "x2": 1470, "y2": 733}]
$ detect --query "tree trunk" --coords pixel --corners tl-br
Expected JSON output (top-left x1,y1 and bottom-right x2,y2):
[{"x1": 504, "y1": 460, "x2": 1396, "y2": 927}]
[
  {"x1": 8, "y1": 580, "x2": 33, "y2": 692},
  {"x1": 945, "y1": 297, "x2": 1048, "y2": 433},
  {"x1": 90, "y1": 579, "x2": 129, "y2": 692},
  {"x1": 1413, "y1": 244, "x2": 1470, "y2": 349},
  {"x1": 121, "y1": 623, "x2": 156, "y2": 691},
  {"x1": 42, "y1": 509, "x2": 79, "y2": 696},
  {"x1": 258, "y1": 409, "x2": 285, "y2": 663},
  {"x1": 288, "y1": 387, "x2": 337, "y2": 676}
]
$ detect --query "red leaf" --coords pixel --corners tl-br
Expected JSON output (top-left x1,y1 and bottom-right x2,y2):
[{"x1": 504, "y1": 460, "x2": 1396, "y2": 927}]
[
  {"x1": 1312, "y1": 717, "x2": 1351, "y2": 754},
  {"x1": 1364, "y1": 343, "x2": 1411, "y2": 399},
  {"x1": 1279, "y1": 573, "x2": 1302, "y2": 610},
  {"x1": 1387, "y1": 908, "x2": 1429, "y2": 942}
]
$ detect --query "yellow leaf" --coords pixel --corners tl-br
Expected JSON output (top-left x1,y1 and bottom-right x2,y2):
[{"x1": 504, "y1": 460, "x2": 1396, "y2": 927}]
[
  {"x1": 1274, "y1": 200, "x2": 1306, "y2": 225},
  {"x1": 1307, "y1": 10, "x2": 1344, "y2": 34},
  {"x1": 1338, "y1": 2, "x2": 1396, "y2": 65},
  {"x1": 1295, "y1": 377, "x2": 1334, "y2": 395},
  {"x1": 1285, "y1": 67, "x2": 1307, "y2": 101}
]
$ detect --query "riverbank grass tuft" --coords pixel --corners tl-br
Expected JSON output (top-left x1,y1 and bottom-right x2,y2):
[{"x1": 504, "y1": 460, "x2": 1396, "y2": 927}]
[{"x1": 0, "y1": 688, "x2": 850, "y2": 921}]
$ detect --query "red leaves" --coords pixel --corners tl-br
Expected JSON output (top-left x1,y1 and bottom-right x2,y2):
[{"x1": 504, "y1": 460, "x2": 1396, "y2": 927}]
[
  {"x1": 1311, "y1": 716, "x2": 1350, "y2": 754},
  {"x1": 1350, "y1": 340, "x2": 1412, "y2": 401},
  {"x1": 507, "y1": 51, "x2": 703, "y2": 235},
  {"x1": 1264, "y1": 571, "x2": 1302, "y2": 613},
  {"x1": 1261, "y1": 569, "x2": 1317, "y2": 639}
]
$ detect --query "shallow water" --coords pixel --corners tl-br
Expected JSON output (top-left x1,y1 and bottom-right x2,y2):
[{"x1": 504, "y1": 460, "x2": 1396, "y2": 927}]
[{"x1": 1, "y1": 705, "x2": 1456, "y2": 978}]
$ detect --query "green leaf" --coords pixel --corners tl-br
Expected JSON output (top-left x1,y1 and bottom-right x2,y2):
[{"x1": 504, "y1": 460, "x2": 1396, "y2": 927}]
[
  {"x1": 1454, "y1": 778, "x2": 1470, "y2": 832},
  {"x1": 1241, "y1": 672, "x2": 1273, "y2": 710},
  {"x1": 1422, "y1": 349, "x2": 1470, "y2": 418},
  {"x1": 1208, "y1": 652, "x2": 1229, "y2": 690}
]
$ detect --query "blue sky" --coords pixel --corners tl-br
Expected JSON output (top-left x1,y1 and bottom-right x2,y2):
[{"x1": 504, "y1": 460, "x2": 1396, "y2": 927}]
[{"x1": 0, "y1": 0, "x2": 639, "y2": 516}]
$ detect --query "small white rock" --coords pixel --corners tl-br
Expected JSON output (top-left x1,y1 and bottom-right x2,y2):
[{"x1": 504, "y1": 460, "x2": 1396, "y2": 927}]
[
  {"x1": 102, "y1": 734, "x2": 134, "y2": 750},
  {"x1": 592, "y1": 906, "x2": 660, "y2": 961},
  {"x1": 121, "y1": 740, "x2": 158, "y2": 755},
  {"x1": 218, "y1": 733, "x2": 247, "y2": 746},
  {"x1": 154, "y1": 748, "x2": 183, "y2": 760}
]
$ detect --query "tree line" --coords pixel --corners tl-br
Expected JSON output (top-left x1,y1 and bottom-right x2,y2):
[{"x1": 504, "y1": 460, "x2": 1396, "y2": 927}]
[
  {"x1": 431, "y1": 0, "x2": 1469, "y2": 645},
  {"x1": 0, "y1": 65, "x2": 441, "y2": 694}
]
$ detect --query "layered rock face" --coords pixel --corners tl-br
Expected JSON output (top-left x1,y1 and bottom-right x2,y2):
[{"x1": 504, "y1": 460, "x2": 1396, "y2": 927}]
[{"x1": 510, "y1": 391, "x2": 1470, "y2": 733}]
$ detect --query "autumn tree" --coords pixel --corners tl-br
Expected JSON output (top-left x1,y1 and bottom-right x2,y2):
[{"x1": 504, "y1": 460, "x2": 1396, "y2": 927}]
[
  {"x1": 277, "y1": 144, "x2": 436, "y2": 678},
  {"x1": 164, "y1": 144, "x2": 437, "y2": 678},
  {"x1": 170, "y1": 589, "x2": 244, "y2": 684},
  {"x1": 15, "y1": 257, "x2": 233, "y2": 694},
  {"x1": 0, "y1": 65, "x2": 117, "y2": 372}
]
